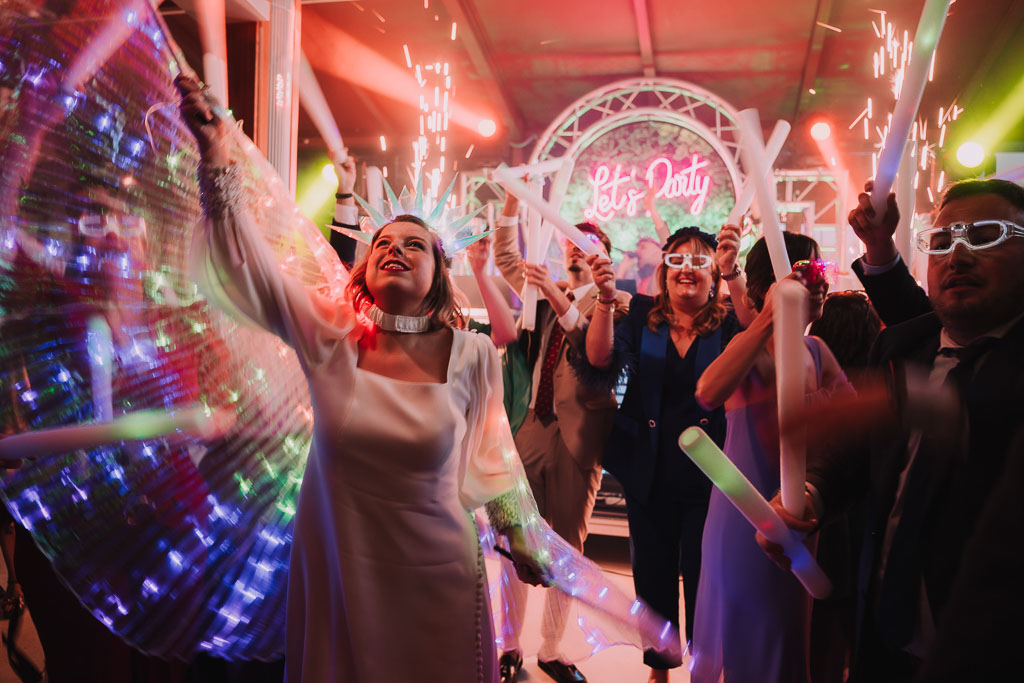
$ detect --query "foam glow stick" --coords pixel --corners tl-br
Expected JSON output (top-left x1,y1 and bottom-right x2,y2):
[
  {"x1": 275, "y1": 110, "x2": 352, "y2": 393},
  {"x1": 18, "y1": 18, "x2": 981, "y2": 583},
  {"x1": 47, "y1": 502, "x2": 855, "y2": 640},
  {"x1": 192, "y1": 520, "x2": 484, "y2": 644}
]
[
  {"x1": 869, "y1": 0, "x2": 952, "y2": 217},
  {"x1": 894, "y1": 140, "x2": 918, "y2": 263},
  {"x1": 487, "y1": 158, "x2": 564, "y2": 181},
  {"x1": 494, "y1": 165, "x2": 600, "y2": 256},
  {"x1": 64, "y1": 0, "x2": 147, "y2": 93},
  {"x1": 86, "y1": 316, "x2": 114, "y2": 423},
  {"x1": 993, "y1": 164, "x2": 1024, "y2": 184},
  {"x1": 521, "y1": 178, "x2": 544, "y2": 331},
  {"x1": 773, "y1": 280, "x2": 809, "y2": 517},
  {"x1": 193, "y1": 0, "x2": 228, "y2": 105},
  {"x1": 535, "y1": 156, "x2": 576, "y2": 267},
  {"x1": 727, "y1": 120, "x2": 791, "y2": 225},
  {"x1": 300, "y1": 52, "x2": 347, "y2": 163},
  {"x1": 678, "y1": 427, "x2": 832, "y2": 599},
  {"x1": 737, "y1": 109, "x2": 791, "y2": 281},
  {"x1": 0, "y1": 407, "x2": 233, "y2": 461}
]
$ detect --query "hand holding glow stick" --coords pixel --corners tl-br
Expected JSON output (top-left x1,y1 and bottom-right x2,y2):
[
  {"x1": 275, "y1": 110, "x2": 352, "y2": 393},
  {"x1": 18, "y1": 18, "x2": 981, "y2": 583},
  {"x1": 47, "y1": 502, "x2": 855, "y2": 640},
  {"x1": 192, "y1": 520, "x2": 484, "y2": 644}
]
[
  {"x1": 737, "y1": 109, "x2": 791, "y2": 281},
  {"x1": 773, "y1": 280, "x2": 809, "y2": 517},
  {"x1": 869, "y1": 0, "x2": 952, "y2": 218},
  {"x1": 494, "y1": 165, "x2": 600, "y2": 256},
  {"x1": 679, "y1": 427, "x2": 832, "y2": 599},
  {"x1": 0, "y1": 407, "x2": 236, "y2": 461},
  {"x1": 194, "y1": 0, "x2": 229, "y2": 105},
  {"x1": 300, "y1": 52, "x2": 347, "y2": 163},
  {"x1": 727, "y1": 120, "x2": 791, "y2": 225}
]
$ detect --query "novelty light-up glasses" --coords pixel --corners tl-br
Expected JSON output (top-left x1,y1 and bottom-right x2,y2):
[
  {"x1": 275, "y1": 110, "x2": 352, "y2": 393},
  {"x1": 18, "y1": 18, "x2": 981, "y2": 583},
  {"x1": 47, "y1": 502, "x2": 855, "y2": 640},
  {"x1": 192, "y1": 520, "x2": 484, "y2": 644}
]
[
  {"x1": 915, "y1": 220, "x2": 1024, "y2": 255},
  {"x1": 663, "y1": 252, "x2": 711, "y2": 270}
]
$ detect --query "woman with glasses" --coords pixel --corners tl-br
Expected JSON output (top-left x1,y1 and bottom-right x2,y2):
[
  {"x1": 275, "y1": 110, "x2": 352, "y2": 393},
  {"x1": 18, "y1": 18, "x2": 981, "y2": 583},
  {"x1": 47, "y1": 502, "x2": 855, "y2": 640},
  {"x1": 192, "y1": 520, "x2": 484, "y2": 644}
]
[
  {"x1": 689, "y1": 232, "x2": 852, "y2": 683},
  {"x1": 578, "y1": 224, "x2": 747, "y2": 683}
]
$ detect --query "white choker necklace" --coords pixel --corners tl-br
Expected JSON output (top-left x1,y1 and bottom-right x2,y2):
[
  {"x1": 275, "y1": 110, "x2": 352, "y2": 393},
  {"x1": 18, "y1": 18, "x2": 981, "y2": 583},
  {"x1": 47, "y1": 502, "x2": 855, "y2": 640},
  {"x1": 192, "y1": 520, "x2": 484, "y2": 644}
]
[{"x1": 365, "y1": 303, "x2": 431, "y2": 333}]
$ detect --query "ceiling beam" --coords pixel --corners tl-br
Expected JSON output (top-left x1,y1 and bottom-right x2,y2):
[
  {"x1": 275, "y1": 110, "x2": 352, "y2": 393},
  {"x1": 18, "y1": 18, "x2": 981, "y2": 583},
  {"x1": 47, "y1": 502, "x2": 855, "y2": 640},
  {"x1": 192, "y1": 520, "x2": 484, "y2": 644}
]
[
  {"x1": 631, "y1": 0, "x2": 656, "y2": 78},
  {"x1": 791, "y1": 0, "x2": 834, "y2": 123},
  {"x1": 438, "y1": 0, "x2": 524, "y2": 141}
]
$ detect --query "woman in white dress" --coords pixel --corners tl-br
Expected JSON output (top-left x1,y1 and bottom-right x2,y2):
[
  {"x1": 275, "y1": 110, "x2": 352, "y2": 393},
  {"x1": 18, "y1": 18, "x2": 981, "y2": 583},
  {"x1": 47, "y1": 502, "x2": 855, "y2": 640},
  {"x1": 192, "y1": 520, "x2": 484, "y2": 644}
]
[{"x1": 177, "y1": 76, "x2": 545, "y2": 683}]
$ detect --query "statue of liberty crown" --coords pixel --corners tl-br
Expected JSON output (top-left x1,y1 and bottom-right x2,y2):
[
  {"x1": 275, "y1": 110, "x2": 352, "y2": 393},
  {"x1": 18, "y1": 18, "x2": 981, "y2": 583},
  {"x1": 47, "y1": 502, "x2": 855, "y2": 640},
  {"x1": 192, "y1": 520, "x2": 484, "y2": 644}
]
[{"x1": 334, "y1": 172, "x2": 491, "y2": 258}]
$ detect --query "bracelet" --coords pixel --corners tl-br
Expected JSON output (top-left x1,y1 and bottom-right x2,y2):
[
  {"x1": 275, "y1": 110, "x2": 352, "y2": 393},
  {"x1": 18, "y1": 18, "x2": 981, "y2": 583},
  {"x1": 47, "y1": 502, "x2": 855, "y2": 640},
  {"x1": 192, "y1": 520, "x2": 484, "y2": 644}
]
[
  {"x1": 495, "y1": 215, "x2": 518, "y2": 228},
  {"x1": 597, "y1": 293, "x2": 617, "y2": 305},
  {"x1": 336, "y1": 192, "x2": 353, "y2": 200},
  {"x1": 721, "y1": 264, "x2": 742, "y2": 281}
]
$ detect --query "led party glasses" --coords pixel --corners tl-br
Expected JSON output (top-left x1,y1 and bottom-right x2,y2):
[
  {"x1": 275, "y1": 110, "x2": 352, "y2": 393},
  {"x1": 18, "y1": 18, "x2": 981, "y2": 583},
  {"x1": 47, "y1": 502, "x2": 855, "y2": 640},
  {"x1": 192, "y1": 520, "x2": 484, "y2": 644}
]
[
  {"x1": 663, "y1": 252, "x2": 711, "y2": 270},
  {"x1": 915, "y1": 220, "x2": 1024, "y2": 255}
]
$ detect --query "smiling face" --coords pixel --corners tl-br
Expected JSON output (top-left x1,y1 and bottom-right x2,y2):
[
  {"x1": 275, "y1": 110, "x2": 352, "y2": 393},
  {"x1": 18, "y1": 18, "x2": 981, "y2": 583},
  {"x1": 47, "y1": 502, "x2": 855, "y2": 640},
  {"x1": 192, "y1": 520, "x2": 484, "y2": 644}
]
[
  {"x1": 663, "y1": 238, "x2": 716, "y2": 314},
  {"x1": 927, "y1": 193, "x2": 1024, "y2": 339},
  {"x1": 365, "y1": 220, "x2": 438, "y2": 311}
]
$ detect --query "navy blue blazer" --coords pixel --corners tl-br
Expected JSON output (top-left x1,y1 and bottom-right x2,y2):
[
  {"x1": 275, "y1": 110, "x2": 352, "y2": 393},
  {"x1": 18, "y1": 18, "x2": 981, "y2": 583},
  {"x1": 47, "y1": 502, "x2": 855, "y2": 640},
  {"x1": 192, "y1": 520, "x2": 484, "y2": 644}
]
[{"x1": 600, "y1": 295, "x2": 739, "y2": 503}]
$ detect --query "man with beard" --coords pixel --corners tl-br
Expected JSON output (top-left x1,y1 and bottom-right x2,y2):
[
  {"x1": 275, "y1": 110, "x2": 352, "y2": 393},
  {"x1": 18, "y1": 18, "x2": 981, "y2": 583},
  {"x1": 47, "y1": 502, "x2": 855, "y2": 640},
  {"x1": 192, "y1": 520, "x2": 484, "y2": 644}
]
[{"x1": 491, "y1": 193, "x2": 630, "y2": 683}]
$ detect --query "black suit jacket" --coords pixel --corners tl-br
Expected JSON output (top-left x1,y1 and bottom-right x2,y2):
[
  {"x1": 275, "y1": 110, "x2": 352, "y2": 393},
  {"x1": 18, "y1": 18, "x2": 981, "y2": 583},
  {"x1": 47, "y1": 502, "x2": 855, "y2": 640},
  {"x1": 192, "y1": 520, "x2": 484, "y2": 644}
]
[
  {"x1": 851, "y1": 256, "x2": 932, "y2": 327},
  {"x1": 810, "y1": 263, "x2": 1024, "y2": 680}
]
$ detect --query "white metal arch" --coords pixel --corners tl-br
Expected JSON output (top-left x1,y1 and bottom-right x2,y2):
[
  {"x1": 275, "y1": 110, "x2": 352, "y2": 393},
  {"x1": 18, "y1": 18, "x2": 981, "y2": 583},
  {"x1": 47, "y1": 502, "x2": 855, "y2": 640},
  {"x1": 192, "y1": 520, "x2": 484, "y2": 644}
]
[{"x1": 530, "y1": 77, "x2": 750, "y2": 188}]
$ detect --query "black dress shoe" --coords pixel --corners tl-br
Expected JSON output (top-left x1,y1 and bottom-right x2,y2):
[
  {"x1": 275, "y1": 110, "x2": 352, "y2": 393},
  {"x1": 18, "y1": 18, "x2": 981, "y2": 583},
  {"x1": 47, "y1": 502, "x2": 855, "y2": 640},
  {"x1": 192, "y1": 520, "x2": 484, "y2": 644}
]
[
  {"x1": 537, "y1": 659, "x2": 587, "y2": 683},
  {"x1": 499, "y1": 650, "x2": 523, "y2": 683}
]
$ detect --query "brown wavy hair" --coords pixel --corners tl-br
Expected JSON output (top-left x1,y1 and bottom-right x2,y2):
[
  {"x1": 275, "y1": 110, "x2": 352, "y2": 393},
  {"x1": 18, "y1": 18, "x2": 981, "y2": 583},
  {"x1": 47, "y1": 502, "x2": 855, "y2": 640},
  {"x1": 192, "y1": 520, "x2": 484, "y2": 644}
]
[
  {"x1": 647, "y1": 235, "x2": 727, "y2": 335},
  {"x1": 344, "y1": 215, "x2": 465, "y2": 329}
]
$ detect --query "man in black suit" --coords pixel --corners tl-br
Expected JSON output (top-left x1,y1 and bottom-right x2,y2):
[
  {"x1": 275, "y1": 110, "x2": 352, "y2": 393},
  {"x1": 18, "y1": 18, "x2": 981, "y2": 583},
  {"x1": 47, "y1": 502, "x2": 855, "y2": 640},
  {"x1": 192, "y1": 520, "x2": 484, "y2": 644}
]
[{"x1": 776, "y1": 179, "x2": 1024, "y2": 682}]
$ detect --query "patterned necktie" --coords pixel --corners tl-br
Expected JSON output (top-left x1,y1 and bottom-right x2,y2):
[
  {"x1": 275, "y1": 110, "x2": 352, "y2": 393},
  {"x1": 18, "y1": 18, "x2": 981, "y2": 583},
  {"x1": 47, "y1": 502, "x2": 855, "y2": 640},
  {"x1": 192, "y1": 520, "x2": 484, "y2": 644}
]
[{"x1": 533, "y1": 291, "x2": 574, "y2": 419}]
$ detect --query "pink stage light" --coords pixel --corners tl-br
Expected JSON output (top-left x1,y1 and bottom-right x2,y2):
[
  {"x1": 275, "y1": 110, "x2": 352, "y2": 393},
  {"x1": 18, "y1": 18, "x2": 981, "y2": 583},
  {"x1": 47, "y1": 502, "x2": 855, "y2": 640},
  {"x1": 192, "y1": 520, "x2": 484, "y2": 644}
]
[
  {"x1": 810, "y1": 121, "x2": 832, "y2": 141},
  {"x1": 477, "y1": 119, "x2": 497, "y2": 137},
  {"x1": 302, "y1": 23, "x2": 489, "y2": 133}
]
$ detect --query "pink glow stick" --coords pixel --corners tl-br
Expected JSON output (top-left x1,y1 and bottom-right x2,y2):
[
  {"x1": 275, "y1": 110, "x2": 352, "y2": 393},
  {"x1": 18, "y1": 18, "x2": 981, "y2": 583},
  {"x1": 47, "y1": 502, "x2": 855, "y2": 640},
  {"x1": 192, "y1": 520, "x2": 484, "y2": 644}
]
[{"x1": 869, "y1": 0, "x2": 952, "y2": 218}]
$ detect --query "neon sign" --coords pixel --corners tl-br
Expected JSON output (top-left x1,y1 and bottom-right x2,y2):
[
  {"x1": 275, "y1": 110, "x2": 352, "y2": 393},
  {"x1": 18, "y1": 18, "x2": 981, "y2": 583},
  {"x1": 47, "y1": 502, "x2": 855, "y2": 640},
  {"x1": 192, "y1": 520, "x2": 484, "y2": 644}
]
[{"x1": 585, "y1": 154, "x2": 712, "y2": 222}]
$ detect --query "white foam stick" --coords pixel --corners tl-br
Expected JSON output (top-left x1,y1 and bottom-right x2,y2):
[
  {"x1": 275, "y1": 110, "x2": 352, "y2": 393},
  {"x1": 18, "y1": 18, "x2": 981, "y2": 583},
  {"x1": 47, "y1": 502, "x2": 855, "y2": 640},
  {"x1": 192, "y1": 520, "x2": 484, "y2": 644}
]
[
  {"x1": 894, "y1": 140, "x2": 918, "y2": 264},
  {"x1": 993, "y1": 164, "x2": 1024, "y2": 184},
  {"x1": 0, "y1": 407, "x2": 234, "y2": 461},
  {"x1": 727, "y1": 120, "x2": 791, "y2": 225},
  {"x1": 520, "y1": 178, "x2": 545, "y2": 331},
  {"x1": 494, "y1": 165, "x2": 600, "y2": 256},
  {"x1": 737, "y1": 109, "x2": 791, "y2": 281},
  {"x1": 679, "y1": 427, "x2": 832, "y2": 599},
  {"x1": 869, "y1": 0, "x2": 952, "y2": 217},
  {"x1": 86, "y1": 316, "x2": 114, "y2": 423},
  {"x1": 194, "y1": 0, "x2": 229, "y2": 105},
  {"x1": 300, "y1": 52, "x2": 347, "y2": 163},
  {"x1": 773, "y1": 280, "x2": 809, "y2": 517},
  {"x1": 534, "y1": 156, "x2": 576, "y2": 269},
  {"x1": 487, "y1": 158, "x2": 564, "y2": 181},
  {"x1": 64, "y1": 0, "x2": 148, "y2": 93}
]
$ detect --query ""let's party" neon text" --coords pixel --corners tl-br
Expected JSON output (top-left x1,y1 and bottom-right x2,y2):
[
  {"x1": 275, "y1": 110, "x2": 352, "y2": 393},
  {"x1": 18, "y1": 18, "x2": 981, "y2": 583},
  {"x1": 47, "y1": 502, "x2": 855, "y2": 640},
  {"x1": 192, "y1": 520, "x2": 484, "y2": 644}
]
[{"x1": 585, "y1": 154, "x2": 712, "y2": 222}]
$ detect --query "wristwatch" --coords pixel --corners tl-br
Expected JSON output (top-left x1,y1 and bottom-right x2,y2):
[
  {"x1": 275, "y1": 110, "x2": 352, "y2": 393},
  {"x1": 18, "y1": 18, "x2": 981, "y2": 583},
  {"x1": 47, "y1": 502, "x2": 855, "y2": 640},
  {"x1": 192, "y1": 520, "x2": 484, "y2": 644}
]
[{"x1": 721, "y1": 264, "x2": 742, "y2": 281}]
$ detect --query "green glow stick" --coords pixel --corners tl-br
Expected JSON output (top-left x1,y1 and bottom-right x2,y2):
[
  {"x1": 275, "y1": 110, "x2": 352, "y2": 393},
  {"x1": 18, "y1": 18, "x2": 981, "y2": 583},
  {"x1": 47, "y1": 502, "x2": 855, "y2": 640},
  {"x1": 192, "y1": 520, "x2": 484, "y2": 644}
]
[{"x1": 679, "y1": 426, "x2": 832, "y2": 599}]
